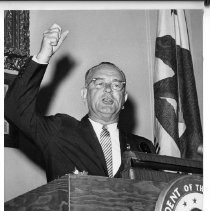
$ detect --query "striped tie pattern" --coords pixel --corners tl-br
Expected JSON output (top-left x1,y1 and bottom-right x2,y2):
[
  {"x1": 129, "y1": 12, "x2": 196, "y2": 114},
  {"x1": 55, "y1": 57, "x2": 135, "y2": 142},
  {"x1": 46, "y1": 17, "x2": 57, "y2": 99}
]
[{"x1": 100, "y1": 125, "x2": 113, "y2": 177}]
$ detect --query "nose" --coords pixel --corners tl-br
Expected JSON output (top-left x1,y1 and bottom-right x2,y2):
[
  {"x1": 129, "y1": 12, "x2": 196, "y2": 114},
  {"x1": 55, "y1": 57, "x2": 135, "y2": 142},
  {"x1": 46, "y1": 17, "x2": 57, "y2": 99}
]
[{"x1": 104, "y1": 83, "x2": 112, "y2": 93}]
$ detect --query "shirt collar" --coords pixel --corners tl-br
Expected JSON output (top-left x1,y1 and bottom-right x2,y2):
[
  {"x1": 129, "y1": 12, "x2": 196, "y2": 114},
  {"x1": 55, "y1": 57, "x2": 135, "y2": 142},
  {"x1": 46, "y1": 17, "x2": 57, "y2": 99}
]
[{"x1": 88, "y1": 118, "x2": 118, "y2": 131}]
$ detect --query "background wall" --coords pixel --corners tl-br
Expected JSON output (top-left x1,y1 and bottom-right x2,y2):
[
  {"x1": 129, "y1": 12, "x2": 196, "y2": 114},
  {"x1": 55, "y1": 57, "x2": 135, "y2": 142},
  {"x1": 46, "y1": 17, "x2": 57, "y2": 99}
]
[
  {"x1": 30, "y1": 10, "x2": 155, "y2": 139},
  {"x1": 4, "y1": 9, "x2": 203, "y2": 201}
]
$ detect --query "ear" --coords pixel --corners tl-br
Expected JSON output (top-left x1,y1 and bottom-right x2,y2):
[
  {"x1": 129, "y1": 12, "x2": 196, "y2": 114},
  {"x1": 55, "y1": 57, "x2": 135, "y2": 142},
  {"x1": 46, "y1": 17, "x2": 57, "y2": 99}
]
[{"x1": 81, "y1": 87, "x2": 87, "y2": 100}]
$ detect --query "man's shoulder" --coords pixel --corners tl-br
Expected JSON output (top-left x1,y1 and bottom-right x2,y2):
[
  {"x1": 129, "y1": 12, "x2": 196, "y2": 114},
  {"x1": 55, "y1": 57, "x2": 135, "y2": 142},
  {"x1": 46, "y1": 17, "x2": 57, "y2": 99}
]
[
  {"x1": 53, "y1": 113, "x2": 80, "y2": 127},
  {"x1": 123, "y1": 132, "x2": 150, "y2": 142}
]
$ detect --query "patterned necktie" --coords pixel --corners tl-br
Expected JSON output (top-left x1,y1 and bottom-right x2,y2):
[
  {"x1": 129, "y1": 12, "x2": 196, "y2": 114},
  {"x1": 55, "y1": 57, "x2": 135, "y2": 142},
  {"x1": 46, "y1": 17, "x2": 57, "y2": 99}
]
[{"x1": 100, "y1": 125, "x2": 113, "y2": 177}]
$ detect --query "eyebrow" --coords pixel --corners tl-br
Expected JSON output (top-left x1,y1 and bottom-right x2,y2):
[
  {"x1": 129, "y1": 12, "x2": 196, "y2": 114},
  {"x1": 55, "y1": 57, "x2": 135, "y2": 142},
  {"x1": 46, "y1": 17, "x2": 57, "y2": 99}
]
[{"x1": 92, "y1": 77, "x2": 126, "y2": 82}]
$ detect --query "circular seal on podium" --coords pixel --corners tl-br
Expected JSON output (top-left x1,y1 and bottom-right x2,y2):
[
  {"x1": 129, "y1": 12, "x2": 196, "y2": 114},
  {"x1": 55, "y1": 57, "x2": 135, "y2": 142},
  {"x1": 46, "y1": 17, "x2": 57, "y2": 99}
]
[{"x1": 155, "y1": 175, "x2": 203, "y2": 211}]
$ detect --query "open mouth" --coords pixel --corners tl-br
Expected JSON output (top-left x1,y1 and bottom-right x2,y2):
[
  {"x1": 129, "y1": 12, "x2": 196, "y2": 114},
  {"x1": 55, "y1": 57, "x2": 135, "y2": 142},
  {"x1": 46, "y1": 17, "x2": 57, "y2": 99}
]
[{"x1": 102, "y1": 97, "x2": 114, "y2": 105}]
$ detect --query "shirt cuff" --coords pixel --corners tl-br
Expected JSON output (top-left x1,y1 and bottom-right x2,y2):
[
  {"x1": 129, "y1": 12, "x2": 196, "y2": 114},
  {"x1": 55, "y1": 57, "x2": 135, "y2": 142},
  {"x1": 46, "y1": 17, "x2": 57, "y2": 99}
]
[{"x1": 32, "y1": 55, "x2": 49, "y2": 64}]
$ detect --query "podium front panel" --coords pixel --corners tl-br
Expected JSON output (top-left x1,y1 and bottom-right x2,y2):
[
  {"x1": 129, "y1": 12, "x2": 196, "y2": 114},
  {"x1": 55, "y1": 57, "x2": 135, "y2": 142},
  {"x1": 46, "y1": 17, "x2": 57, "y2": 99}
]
[{"x1": 5, "y1": 174, "x2": 167, "y2": 211}]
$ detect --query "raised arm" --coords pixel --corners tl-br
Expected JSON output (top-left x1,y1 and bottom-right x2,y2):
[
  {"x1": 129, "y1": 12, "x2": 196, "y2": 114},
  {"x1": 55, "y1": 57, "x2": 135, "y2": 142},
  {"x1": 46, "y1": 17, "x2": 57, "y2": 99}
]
[{"x1": 4, "y1": 24, "x2": 69, "y2": 147}]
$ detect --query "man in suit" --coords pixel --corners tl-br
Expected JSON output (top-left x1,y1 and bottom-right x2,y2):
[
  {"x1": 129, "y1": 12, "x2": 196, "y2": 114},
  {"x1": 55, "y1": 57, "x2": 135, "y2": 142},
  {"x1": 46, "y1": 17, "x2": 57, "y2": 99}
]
[{"x1": 5, "y1": 24, "x2": 155, "y2": 182}]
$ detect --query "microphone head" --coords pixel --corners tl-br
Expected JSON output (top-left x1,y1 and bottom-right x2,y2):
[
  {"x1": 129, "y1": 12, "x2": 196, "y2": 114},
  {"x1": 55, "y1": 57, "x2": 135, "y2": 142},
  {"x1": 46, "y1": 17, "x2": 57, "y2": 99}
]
[
  {"x1": 139, "y1": 142, "x2": 151, "y2": 153},
  {"x1": 197, "y1": 144, "x2": 203, "y2": 155}
]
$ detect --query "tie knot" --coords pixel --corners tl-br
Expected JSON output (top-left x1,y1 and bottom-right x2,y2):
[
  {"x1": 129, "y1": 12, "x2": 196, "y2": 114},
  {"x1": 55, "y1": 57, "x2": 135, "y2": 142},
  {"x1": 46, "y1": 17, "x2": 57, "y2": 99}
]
[
  {"x1": 102, "y1": 125, "x2": 108, "y2": 130},
  {"x1": 101, "y1": 125, "x2": 110, "y2": 136}
]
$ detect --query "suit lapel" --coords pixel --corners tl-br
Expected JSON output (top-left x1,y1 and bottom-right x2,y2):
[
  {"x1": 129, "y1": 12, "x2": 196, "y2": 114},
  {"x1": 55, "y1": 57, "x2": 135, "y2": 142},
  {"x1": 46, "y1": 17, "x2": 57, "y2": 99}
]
[
  {"x1": 79, "y1": 115, "x2": 108, "y2": 176},
  {"x1": 114, "y1": 130, "x2": 129, "y2": 178},
  {"x1": 119, "y1": 130, "x2": 128, "y2": 154}
]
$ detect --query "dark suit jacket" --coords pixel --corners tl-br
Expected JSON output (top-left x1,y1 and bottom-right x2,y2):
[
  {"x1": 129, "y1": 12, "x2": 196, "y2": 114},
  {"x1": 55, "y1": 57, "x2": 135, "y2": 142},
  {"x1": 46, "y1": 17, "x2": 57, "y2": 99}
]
[{"x1": 5, "y1": 58, "x2": 156, "y2": 182}]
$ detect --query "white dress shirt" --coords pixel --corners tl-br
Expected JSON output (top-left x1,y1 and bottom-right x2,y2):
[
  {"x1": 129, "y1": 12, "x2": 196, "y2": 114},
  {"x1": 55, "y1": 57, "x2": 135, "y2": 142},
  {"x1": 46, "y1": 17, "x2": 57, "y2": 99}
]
[{"x1": 89, "y1": 118, "x2": 121, "y2": 176}]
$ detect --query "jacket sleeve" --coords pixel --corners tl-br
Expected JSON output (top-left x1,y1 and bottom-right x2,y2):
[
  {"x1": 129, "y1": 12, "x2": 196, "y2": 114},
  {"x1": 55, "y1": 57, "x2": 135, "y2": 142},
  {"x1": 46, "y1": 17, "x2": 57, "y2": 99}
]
[{"x1": 4, "y1": 58, "x2": 61, "y2": 150}]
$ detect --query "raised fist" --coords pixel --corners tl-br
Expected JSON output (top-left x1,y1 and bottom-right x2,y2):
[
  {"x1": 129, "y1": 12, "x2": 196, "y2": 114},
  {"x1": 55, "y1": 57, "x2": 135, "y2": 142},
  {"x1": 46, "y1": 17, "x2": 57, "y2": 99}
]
[{"x1": 36, "y1": 23, "x2": 69, "y2": 63}]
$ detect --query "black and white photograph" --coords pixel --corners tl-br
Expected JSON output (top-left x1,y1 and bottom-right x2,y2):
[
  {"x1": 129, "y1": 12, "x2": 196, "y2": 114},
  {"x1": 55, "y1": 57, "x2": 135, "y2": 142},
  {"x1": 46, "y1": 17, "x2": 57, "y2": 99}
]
[{"x1": 3, "y1": 6, "x2": 206, "y2": 210}]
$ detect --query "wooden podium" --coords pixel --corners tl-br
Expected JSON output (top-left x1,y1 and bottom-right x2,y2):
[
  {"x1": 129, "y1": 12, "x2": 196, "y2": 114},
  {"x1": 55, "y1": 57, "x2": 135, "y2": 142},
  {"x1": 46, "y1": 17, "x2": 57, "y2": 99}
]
[{"x1": 5, "y1": 152, "x2": 203, "y2": 211}]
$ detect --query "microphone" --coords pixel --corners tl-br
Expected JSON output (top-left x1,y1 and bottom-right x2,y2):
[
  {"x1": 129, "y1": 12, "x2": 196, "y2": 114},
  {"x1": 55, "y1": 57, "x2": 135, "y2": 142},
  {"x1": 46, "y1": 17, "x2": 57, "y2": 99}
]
[
  {"x1": 139, "y1": 142, "x2": 151, "y2": 153},
  {"x1": 197, "y1": 144, "x2": 203, "y2": 155}
]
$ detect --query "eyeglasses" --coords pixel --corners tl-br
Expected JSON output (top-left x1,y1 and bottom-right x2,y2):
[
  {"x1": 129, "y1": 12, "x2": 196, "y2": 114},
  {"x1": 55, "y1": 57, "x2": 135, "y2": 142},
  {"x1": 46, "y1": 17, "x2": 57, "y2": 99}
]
[{"x1": 87, "y1": 78, "x2": 126, "y2": 91}]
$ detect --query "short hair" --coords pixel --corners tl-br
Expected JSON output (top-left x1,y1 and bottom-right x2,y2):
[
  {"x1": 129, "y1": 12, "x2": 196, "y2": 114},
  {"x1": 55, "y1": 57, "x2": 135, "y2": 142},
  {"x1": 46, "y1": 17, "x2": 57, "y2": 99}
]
[{"x1": 85, "y1": 62, "x2": 126, "y2": 86}]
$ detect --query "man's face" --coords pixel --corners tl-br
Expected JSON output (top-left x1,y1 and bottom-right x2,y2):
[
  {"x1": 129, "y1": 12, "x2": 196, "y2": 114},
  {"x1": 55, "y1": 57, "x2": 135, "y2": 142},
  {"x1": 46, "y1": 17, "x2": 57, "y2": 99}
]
[{"x1": 81, "y1": 65, "x2": 127, "y2": 124}]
